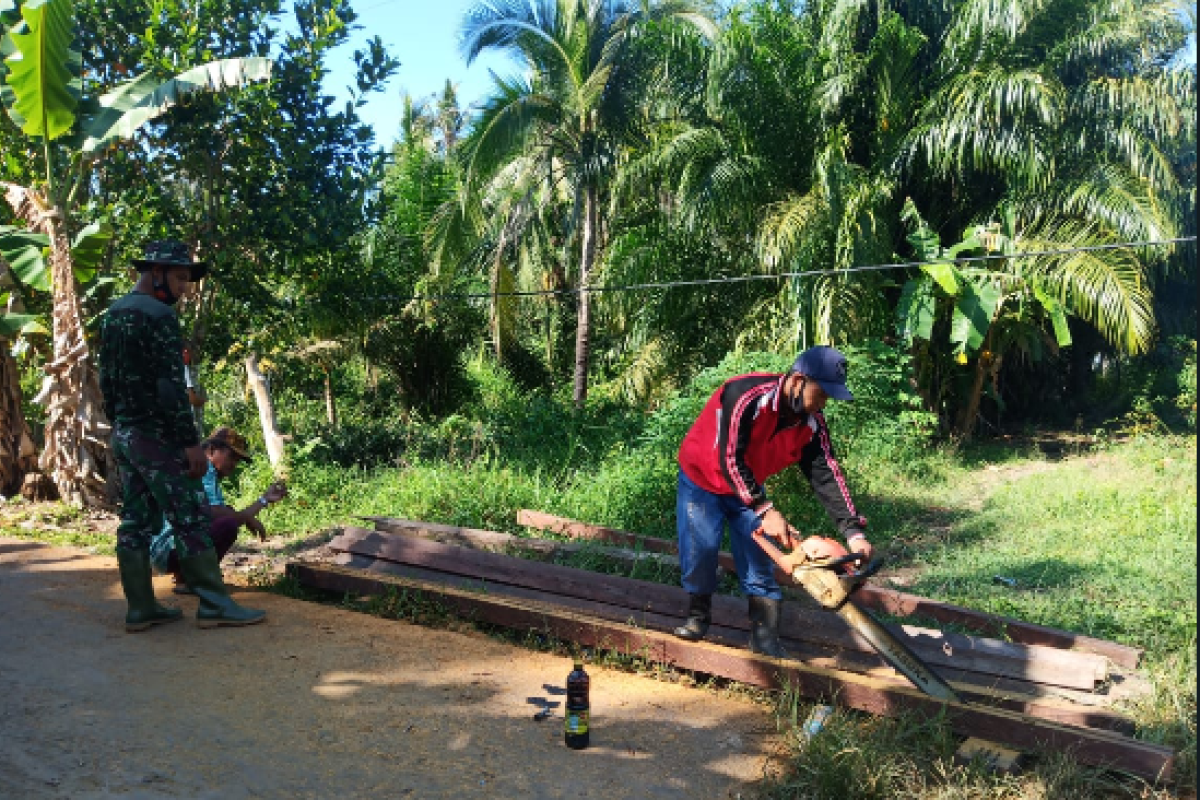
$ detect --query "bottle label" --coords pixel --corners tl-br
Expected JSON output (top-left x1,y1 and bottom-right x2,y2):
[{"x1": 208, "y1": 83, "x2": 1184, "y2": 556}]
[{"x1": 565, "y1": 709, "x2": 589, "y2": 735}]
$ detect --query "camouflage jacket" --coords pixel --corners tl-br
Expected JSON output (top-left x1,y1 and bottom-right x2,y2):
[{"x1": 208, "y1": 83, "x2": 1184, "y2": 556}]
[{"x1": 98, "y1": 291, "x2": 199, "y2": 449}]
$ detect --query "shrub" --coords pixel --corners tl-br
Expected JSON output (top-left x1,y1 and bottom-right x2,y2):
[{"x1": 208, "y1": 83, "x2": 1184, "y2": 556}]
[{"x1": 1097, "y1": 336, "x2": 1198, "y2": 434}]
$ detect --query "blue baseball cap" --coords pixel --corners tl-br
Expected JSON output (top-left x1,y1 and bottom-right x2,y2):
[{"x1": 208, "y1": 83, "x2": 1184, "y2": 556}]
[{"x1": 791, "y1": 345, "x2": 853, "y2": 401}]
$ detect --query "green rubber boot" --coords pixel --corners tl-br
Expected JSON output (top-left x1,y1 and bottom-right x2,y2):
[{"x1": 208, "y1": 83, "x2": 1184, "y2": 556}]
[
  {"x1": 116, "y1": 548, "x2": 183, "y2": 633},
  {"x1": 178, "y1": 548, "x2": 266, "y2": 628}
]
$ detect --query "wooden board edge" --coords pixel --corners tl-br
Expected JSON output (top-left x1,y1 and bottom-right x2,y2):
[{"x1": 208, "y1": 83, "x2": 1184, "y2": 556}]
[{"x1": 287, "y1": 561, "x2": 1173, "y2": 783}]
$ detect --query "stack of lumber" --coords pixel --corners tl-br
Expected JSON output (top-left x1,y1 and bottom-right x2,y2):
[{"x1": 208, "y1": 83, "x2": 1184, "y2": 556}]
[{"x1": 287, "y1": 514, "x2": 1171, "y2": 782}]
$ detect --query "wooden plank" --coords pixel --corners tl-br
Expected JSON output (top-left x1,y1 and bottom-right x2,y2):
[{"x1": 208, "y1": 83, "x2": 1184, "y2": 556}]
[
  {"x1": 513, "y1": 510, "x2": 680, "y2": 555},
  {"x1": 515, "y1": 510, "x2": 1141, "y2": 669},
  {"x1": 361, "y1": 516, "x2": 679, "y2": 567},
  {"x1": 288, "y1": 561, "x2": 1173, "y2": 782},
  {"x1": 852, "y1": 590, "x2": 1138, "y2": 671},
  {"x1": 369, "y1": 521, "x2": 1122, "y2": 692},
  {"x1": 332, "y1": 552, "x2": 1135, "y2": 735},
  {"x1": 333, "y1": 526, "x2": 1106, "y2": 691}
]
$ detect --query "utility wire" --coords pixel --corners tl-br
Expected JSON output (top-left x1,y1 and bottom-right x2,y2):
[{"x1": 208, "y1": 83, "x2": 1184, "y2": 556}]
[{"x1": 321, "y1": 235, "x2": 1196, "y2": 305}]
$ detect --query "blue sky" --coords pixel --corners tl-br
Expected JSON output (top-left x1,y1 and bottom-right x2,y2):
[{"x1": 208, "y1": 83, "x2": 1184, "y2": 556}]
[{"x1": 319, "y1": 1, "x2": 518, "y2": 147}]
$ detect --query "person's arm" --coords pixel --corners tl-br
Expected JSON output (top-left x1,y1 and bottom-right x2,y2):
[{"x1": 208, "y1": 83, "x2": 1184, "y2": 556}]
[
  {"x1": 714, "y1": 377, "x2": 798, "y2": 547},
  {"x1": 232, "y1": 484, "x2": 286, "y2": 538},
  {"x1": 207, "y1": 504, "x2": 241, "y2": 521},
  {"x1": 150, "y1": 312, "x2": 200, "y2": 449},
  {"x1": 714, "y1": 377, "x2": 775, "y2": 511},
  {"x1": 797, "y1": 413, "x2": 871, "y2": 555},
  {"x1": 97, "y1": 312, "x2": 116, "y2": 422}
]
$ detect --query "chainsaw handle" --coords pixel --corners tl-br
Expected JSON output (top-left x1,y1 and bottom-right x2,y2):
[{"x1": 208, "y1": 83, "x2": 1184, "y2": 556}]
[
  {"x1": 751, "y1": 528, "x2": 791, "y2": 572},
  {"x1": 753, "y1": 528, "x2": 885, "y2": 581},
  {"x1": 841, "y1": 555, "x2": 884, "y2": 583}
]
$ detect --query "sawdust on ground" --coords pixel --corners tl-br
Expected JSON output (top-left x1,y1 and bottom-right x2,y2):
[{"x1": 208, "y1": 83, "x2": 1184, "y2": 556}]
[{"x1": 0, "y1": 537, "x2": 784, "y2": 800}]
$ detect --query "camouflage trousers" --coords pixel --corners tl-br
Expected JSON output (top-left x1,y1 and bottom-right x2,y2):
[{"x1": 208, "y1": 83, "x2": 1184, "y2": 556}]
[{"x1": 112, "y1": 425, "x2": 213, "y2": 556}]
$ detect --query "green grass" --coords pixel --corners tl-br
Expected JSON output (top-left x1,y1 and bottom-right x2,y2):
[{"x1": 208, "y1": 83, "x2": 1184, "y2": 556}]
[
  {"x1": 0, "y1": 504, "x2": 112, "y2": 552},
  {"x1": 903, "y1": 436, "x2": 1197, "y2": 655},
  {"x1": 756, "y1": 434, "x2": 1197, "y2": 799},
  {"x1": 231, "y1": 431, "x2": 1197, "y2": 798},
  {"x1": 6, "y1": 397, "x2": 1194, "y2": 797}
]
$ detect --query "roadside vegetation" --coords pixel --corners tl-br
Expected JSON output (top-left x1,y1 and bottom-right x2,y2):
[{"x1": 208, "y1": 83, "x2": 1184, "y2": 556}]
[
  {"x1": 0, "y1": 0, "x2": 1195, "y2": 797},
  {"x1": 7, "y1": 341, "x2": 1193, "y2": 797}
]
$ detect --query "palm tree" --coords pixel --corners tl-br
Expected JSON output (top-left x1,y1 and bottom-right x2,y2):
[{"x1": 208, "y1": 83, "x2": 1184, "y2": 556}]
[
  {"x1": 626, "y1": 0, "x2": 1191, "y2": 431},
  {"x1": 449, "y1": 0, "x2": 717, "y2": 407}
]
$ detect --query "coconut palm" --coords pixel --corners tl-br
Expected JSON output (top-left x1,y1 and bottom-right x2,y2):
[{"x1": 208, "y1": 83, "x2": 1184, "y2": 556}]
[{"x1": 447, "y1": 0, "x2": 717, "y2": 407}]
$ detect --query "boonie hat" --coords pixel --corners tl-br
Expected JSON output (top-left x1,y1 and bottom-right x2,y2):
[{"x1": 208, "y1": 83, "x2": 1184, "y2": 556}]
[
  {"x1": 132, "y1": 239, "x2": 208, "y2": 282},
  {"x1": 791, "y1": 345, "x2": 853, "y2": 401},
  {"x1": 204, "y1": 426, "x2": 253, "y2": 461}
]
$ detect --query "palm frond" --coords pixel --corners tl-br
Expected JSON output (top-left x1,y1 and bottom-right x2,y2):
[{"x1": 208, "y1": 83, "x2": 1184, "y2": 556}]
[
  {"x1": 1057, "y1": 164, "x2": 1177, "y2": 244},
  {"x1": 461, "y1": 0, "x2": 580, "y2": 86},
  {"x1": 463, "y1": 74, "x2": 561, "y2": 192},
  {"x1": 1048, "y1": 0, "x2": 1181, "y2": 71},
  {"x1": 1018, "y1": 219, "x2": 1156, "y2": 354},
  {"x1": 818, "y1": 0, "x2": 871, "y2": 68},
  {"x1": 758, "y1": 191, "x2": 830, "y2": 271},
  {"x1": 902, "y1": 118, "x2": 1055, "y2": 188},
  {"x1": 1071, "y1": 74, "x2": 1187, "y2": 141},
  {"x1": 1103, "y1": 123, "x2": 1181, "y2": 194},
  {"x1": 940, "y1": 0, "x2": 1051, "y2": 69},
  {"x1": 612, "y1": 337, "x2": 670, "y2": 405}
]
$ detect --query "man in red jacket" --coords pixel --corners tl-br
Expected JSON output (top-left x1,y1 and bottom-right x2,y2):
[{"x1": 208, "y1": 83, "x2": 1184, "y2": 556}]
[{"x1": 673, "y1": 346, "x2": 874, "y2": 657}]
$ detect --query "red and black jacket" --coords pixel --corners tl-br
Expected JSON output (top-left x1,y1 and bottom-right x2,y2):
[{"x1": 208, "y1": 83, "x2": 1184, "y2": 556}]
[{"x1": 677, "y1": 372, "x2": 867, "y2": 540}]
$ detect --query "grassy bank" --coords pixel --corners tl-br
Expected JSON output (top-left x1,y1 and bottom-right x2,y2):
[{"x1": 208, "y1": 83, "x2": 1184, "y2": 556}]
[{"x1": 3, "y1": 344, "x2": 1194, "y2": 797}]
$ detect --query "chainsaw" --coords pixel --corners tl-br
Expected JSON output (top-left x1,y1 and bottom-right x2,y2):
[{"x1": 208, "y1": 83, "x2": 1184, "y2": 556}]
[{"x1": 752, "y1": 528, "x2": 961, "y2": 702}]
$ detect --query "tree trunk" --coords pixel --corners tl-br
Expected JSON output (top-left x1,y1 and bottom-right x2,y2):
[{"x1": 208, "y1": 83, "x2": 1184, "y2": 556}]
[
  {"x1": 323, "y1": 366, "x2": 338, "y2": 428},
  {"x1": 35, "y1": 218, "x2": 112, "y2": 507},
  {"x1": 572, "y1": 186, "x2": 598, "y2": 409},
  {"x1": 490, "y1": 225, "x2": 510, "y2": 361},
  {"x1": 0, "y1": 342, "x2": 38, "y2": 497},
  {"x1": 245, "y1": 353, "x2": 286, "y2": 466},
  {"x1": 954, "y1": 332, "x2": 999, "y2": 441}
]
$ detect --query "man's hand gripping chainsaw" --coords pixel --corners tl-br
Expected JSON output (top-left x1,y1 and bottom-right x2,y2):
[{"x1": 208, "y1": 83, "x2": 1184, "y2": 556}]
[
  {"x1": 755, "y1": 527, "x2": 882, "y2": 611},
  {"x1": 752, "y1": 524, "x2": 961, "y2": 701}
]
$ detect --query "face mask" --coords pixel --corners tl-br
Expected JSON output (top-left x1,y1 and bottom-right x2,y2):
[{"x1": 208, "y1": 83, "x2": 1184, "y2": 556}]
[
  {"x1": 152, "y1": 272, "x2": 179, "y2": 305},
  {"x1": 791, "y1": 378, "x2": 806, "y2": 414}
]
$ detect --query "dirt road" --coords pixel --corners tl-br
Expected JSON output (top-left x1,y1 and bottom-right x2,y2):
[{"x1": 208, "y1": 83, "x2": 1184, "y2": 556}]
[{"x1": 0, "y1": 537, "x2": 780, "y2": 799}]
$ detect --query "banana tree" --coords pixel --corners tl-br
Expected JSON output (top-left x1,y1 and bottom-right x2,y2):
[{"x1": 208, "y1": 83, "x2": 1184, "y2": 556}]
[
  {"x1": 896, "y1": 198, "x2": 1153, "y2": 439},
  {"x1": 0, "y1": 0, "x2": 271, "y2": 505},
  {"x1": 0, "y1": 225, "x2": 49, "y2": 494}
]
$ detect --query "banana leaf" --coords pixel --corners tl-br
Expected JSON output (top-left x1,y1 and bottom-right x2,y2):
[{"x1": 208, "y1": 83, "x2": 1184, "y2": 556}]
[
  {"x1": 0, "y1": 0, "x2": 81, "y2": 140},
  {"x1": 81, "y1": 57, "x2": 272, "y2": 155}
]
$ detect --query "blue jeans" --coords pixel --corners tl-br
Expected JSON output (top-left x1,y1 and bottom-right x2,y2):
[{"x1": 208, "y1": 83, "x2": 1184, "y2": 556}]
[{"x1": 676, "y1": 469, "x2": 781, "y2": 600}]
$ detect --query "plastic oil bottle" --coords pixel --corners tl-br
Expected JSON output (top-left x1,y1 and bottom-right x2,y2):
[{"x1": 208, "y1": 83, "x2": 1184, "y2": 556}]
[{"x1": 564, "y1": 655, "x2": 590, "y2": 750}]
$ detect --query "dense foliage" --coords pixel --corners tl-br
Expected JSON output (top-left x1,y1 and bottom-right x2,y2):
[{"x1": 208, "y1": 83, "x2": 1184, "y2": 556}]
[{"x1": 0, "y1": 0, "x2": 1193, "y2": 495}]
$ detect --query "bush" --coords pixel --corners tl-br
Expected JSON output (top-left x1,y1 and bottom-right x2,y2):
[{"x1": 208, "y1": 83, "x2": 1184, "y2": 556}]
[{"x1": 1096, "y1": 336, "x2": 1197, "y2": 434}]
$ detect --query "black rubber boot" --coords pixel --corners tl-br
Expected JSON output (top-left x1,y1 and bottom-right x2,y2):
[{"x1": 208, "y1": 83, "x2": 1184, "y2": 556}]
[
  {"x1": 116, "y1": 548, "x2": 183, "y2": 633},
  {"x1": 178, "y1": 549, "x2": 266, "y2": 628},
  {"x1": 747, "y1": 596, "x2": 788, "y2": 658},
  {"x1": 673, "y1": 593, "x2": 712, "y2": 641}
]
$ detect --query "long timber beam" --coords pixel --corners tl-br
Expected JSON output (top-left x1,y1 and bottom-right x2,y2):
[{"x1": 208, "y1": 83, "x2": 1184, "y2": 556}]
[{"x1": 514, "y1": 510, "x2": 1142, "y2": 668}]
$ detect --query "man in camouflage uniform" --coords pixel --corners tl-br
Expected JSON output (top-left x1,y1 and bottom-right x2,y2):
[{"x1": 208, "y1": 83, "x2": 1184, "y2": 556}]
[{"x1": 99, "y1": 240, "x2": 265, "y2": 631}]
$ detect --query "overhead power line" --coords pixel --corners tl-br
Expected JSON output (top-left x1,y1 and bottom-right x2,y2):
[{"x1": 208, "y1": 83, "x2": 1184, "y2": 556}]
[{"x1": 307, "y1": 235, "x2": 1197, "y2": 305}]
